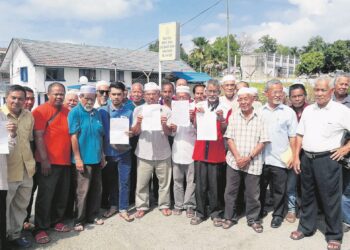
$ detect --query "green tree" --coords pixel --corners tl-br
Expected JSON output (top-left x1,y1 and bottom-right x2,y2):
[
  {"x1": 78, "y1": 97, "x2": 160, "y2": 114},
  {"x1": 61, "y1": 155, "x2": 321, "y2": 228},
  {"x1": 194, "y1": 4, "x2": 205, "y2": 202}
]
[
  {"x1": 276, "y1": 44, "x2": 290, "y2": 56},
  {"x1": 148, "y1": 40, "x2": 159, "y2": 52},
  {"x1": 323, "y1": 40, "x2": 350, "y2": 72},
  {"x1": 188, "y1": 37, "x2": 209, "y2": 72},
  {"x1": 296, "y1": 52, "x2": 325, "y2": 75},
  {"x1": 256, "y1": 35, "x2": 278, "y2": 53},
  {"x1": 303, "y1": 36, "x2": 328, "y2": 53}
]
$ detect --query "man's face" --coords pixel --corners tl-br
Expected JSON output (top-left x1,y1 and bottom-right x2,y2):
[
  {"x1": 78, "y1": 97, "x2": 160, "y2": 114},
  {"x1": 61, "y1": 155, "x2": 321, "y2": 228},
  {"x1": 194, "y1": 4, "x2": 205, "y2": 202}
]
[
  {"x1": 314, "y1": 80, "x2": 333, "y2": 107},
  {"x1": 334, "y1": 76, "x2": 349, "y2": 97},
  {"x1": 206, "y1": 84, "x2": 219, "y2": 103},
  {"x1": 238, "y1": 94, "x2": 254, "y2": 112},
  {"x1": 176, "y1": 92, "x2": 190, "y2": 101},
  {"x1": 265, "y1": 83, "x2": 283, "y2": 107},
  {"x1": 194, "y1": 86, "x2": 205, "y2": 103},
  {"x1": 80, "y1": 93, "x2": 96, "y2": 112},
  {"x1": 48, "y1": 85, "x2": 65, "y2": 107},
  {"x1": 144, "y1": 90, "x2": 160, "y2": 104},
  {"x1": 221, "y1": 80, "x2": 236, "y2": 99},
  {"x1": 110, "y1": 87, "x2": 124, "y2": 107},
  {"x1": 131, "y1": 85, "x2": 144, "y2": 103},
  {"x1": 289, "y1": 89, "x2": 306, "y2": 109},
  {"x1": 176, "y1": 79, "x2": 187, "y2": 87},
  {"x1": 6, "y1": 90, "x2": 25, "y2": 114},
  {"x1": 161, "y1": 84, "x2": 174, "y2": 102},
  {"x1": 97, "y1": 85, "x2": 109, "y2": 106},
  {"x1": 24, "y1": 91, "x2": 35, "y2": 111},
  {"x1": 64, "y1": 94, "x2": 79, "y2": 110}
]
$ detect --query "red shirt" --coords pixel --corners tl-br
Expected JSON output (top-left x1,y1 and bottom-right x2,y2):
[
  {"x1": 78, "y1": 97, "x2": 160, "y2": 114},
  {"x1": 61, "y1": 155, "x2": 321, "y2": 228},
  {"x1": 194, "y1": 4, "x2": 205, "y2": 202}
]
[{"x1": 32, "y1": 103, "x2": 71, "y2": 165}]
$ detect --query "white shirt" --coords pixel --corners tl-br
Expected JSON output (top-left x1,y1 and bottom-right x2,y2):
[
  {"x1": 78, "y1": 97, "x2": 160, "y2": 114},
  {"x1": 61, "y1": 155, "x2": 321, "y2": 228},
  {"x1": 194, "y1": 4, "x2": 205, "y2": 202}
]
[
  {"x1": 219, "y1": 95, "x2": 235, "y2": 118},
  {"x1": 297, "y1": 100, "x2": 350, "y2": 152}
]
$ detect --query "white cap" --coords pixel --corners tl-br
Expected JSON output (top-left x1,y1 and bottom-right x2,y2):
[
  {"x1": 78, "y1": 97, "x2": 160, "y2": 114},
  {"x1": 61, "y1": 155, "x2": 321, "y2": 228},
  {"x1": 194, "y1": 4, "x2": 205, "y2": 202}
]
[
  {"x1": 176, "y1": 86, "x2": 190, "y2": 94},
  {"x1": 250, "y1": 87, "x2": 258, "y2": 95},
  {"x1": 144, "y1": 82, "x2": 160, "y2": 92},
  {"x1": 96, "y1": 80, "x2": 110, "y2": 89},
  {"x1": 221, "y1": 74, "x2": 236, "y2": 83},
  {"x1": 67, "y1": 89, "x2": 79, "y2": 95},
  {"x1": 80, "y1": 85, "x2": 96, "y2": 94},
  {"x1": 79, "y1": 76, "x2": 88, "y2": 84},
  {"x1": 237, "y1": 87, "x2": 254, "y2": 96}
]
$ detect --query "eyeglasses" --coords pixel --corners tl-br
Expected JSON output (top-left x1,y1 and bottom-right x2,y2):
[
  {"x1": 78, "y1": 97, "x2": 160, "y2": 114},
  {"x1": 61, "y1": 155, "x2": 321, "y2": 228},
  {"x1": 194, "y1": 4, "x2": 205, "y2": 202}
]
[{"x1": 97, "y1": 90, "x2": 109, "y2": 95}]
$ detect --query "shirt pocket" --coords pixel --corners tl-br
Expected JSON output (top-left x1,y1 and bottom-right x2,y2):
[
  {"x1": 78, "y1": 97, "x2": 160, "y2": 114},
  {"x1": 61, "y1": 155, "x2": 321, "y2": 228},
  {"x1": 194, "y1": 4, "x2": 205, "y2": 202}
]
[{"x1": 322, "y1": 120, "x2": 338, "y2": 138}]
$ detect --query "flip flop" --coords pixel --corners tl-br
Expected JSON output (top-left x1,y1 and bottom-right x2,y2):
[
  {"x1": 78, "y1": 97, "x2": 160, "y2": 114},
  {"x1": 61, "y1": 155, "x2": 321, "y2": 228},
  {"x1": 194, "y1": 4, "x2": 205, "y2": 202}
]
[
  {"x1": 35, "y1": 231, "x2": 50, "y2": 244},
  {"x1": 251, "y1": 223, "x2": 263, "y2": 233},
  {"x1": 103, "y1": 208, "x2": 118, "y2": 218},
  {"x1": 161, "y1": 208, "x2": 172, "y2": 216},
  {"x1": 54, "y1": 223, "x2": 71, "y2": 232},
  {"x1": 73, "y1": 223, "x2": 84, "y2": 232},
  {"x1": 135, "y1": 210, "x2": 146, "y2": 219},
  {"x1": 93, "y1": 218, "x2": 104, "y2": 225},
  {"x1": 327, "y1": 240, "x2": 341, "y2": 250},
  {"x1": 119, "y1": 212, "x2": 134, "y2": 222},
  {"x1": 290, "y1": 230, "x2": 305, "y2": 240}
]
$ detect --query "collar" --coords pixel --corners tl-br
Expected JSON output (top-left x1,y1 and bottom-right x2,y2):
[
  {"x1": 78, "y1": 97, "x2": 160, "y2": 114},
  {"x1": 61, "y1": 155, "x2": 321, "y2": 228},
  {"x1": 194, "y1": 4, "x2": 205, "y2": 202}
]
[
  {"x1": 262, "y1": 103, "x2": 284, "y2": 111},
  {"x1": 1, "y1": 104, "x2": 24, "y2": 118},
  {"x1": 78, "y1": 102, "x2": 96, "y2": 114},
  {"x1": 239, "y1": 108, "x2": 258, "y2": 120},
  {"x1": 291, "y1": 102, "x2": 308, "y2": 112},
  {"x1": 313, "y1": 99, "x2": 333, "y2": 110},
  {"x1": 109, "y1": 102, "x2": 124, "y2": 111},
  {"x1": 332, "y1": 94, "x2": 350, "y2": 104}
]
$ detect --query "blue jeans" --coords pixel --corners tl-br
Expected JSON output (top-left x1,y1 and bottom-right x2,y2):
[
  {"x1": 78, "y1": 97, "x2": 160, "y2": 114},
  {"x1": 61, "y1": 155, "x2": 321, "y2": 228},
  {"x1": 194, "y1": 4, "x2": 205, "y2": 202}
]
[
  {"x1": 107, "y1": 152, "x2": 131, "y2": 212},
  {"x1": 342, "y1": 168, "x2": 350, "y2": 224},
  {"x1": 286, "y1": 169, "x2": 297, "y2": 213}
]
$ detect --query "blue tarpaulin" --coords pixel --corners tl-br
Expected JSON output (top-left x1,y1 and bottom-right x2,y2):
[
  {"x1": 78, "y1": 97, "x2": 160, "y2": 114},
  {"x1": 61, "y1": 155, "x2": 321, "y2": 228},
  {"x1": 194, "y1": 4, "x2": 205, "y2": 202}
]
[{"x1": 172, "y1": 71, "x2": 211, "y2": 82}]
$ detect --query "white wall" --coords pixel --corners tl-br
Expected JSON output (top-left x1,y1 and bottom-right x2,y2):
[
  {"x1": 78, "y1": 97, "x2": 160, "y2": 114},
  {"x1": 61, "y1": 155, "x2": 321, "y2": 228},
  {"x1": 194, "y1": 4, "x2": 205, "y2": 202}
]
[
  {"x1": 124, "y1": 71, "x2": 132, "y2": 88},
  {"x1": 10, "y1": 48, "x2": 35, "y2": 89}
]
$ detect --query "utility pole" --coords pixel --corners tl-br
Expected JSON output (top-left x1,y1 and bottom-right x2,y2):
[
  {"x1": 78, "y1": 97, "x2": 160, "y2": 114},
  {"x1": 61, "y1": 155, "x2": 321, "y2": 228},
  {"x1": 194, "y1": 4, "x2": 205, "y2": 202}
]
[{"x1": 226, "y1": 0, "x2": 231, "y2": 74}]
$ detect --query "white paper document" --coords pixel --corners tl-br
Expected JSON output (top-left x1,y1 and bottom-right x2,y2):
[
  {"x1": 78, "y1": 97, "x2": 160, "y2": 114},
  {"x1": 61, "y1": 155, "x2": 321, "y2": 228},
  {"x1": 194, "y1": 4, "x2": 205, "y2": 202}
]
[
  {"x1": 172, "y1": 100, "x2": 190, "y2": 126},
  {"x1": 0, "y1": 121, "x2": 9, "y2": 154},
  {"x1": 110, "y1": 118, "x2": 129, "y2": 145},
  {"x1": 142, "y1": 104, "x2": 162, "y2": 131},
  {"x1": 196, "y1": 111, "x2": 217, "y2": 141}
]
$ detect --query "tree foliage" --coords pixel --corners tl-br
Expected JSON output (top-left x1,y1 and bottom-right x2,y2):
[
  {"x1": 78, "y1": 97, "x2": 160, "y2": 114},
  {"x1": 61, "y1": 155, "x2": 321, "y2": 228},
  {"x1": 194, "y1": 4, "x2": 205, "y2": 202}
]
[
  {"x1": 256, "y1": 35, "x2": 278, "y2": 53},
  {"x1": 296, "y1": 52, "x2": 325, "y2": 75}
]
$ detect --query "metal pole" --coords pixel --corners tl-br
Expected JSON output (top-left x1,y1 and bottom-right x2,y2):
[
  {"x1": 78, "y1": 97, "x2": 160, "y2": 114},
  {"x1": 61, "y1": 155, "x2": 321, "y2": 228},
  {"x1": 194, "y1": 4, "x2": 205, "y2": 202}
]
[
  {"x1": 158, "y1": 61, "x2": 162, "y2": 88},
  {"x1": 226, "y1": 0, "x2": 231, "y2": 74}
]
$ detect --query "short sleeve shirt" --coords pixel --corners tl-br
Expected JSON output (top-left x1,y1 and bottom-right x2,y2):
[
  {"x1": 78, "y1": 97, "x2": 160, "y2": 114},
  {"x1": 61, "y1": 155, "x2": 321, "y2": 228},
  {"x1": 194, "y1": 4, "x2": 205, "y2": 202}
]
[
  {"x1": 32, "y1": 102, "x2": 71, "y2": 165},
  {"x1": 68, "y1": 103, "x2": 104, "y2": 164}
]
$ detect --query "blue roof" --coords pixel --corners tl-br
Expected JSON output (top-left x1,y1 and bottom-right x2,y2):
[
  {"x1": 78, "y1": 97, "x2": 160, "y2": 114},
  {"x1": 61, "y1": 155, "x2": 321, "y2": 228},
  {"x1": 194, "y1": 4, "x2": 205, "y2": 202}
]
[{"x1": 172, "y1": 71, "x2": 211, "y2": 82}]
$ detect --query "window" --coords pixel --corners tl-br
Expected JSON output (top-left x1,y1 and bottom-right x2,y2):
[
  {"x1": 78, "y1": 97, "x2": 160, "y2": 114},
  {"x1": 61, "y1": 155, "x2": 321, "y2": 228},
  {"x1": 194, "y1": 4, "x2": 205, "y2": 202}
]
[
  {"x1": 46, "y1": 68, "x2": 65, "y2": 81},
  {"x1": 20, "y1": 67, "x2": 28, "y2": 82},
  {"x1": 79, "y1": 68, "x2": 96, "y2": 82},
  {"x1": 110, "y1": 70, "x2": 124, "y2": 82}
]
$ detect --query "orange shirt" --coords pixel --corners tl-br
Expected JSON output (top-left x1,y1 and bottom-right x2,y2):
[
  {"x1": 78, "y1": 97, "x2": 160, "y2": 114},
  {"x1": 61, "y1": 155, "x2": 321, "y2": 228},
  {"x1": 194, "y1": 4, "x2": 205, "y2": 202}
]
[{"x1": 32, "y1": 102, "x2": 71, "y2": 165}]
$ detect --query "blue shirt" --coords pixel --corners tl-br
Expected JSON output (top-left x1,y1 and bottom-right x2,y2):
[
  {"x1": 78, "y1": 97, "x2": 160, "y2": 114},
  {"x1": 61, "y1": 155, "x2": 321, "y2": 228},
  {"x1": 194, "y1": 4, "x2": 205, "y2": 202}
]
[
  {"x1": 123, "y1": 99, "x2": 136, "y2": 111},
  {"x1": 98, "y1": 103, "x2": 134, "y2": 159},
  {"x1": 261, "y1": 104, "x2": 298, "y2": 168},
  {"x1": 68, "y1": 103, "x2": 104, "y2": 164}
]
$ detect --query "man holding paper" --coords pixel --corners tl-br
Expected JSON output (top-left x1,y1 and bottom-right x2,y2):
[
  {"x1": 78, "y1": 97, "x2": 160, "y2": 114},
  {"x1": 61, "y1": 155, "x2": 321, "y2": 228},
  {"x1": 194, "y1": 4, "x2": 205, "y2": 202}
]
[
  {"x1": 99, "y1": 81, "x2": 134, "y2": 222},
  {"x1": 132, "y1": 82, "x2": 173, "y2": 218}
]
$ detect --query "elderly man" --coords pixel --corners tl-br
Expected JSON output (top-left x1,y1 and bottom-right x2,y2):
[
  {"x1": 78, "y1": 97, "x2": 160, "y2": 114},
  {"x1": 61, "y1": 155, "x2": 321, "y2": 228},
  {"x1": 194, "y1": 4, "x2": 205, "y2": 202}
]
[
  {"x1": 332, "y1": 74, "x2": 350, "y2": 233},
  {"x1": 260, "y1": 79, "x2": 298, "y2": 228},
  {"x1": 1, "y1": 85, "x2": 35, "y2": 248},
  {"x1": 190, "y1": 79, "x2": 227, "y2": 226},
  {"x1": 130, "y1": 82, "x2": 145, "y2": 107},
  {"x1": 99, "y1": 82, "x2": 134, "y2": 222},
  {"x1": 290, "y1": 77, "x2": 350, "y2": 250},
  {"x1": 175, "y1": 78, "x2": 188, "y2": 87},
  {"x1": 193, "y1": 84, "x2": 206, "y2": 104},
  {"x1": 0, "y1": 112, "x2": 17, "y2": 250},
  {"x1": 170, "y1": 85, "x2": 196, "y2": 217},
  {"x1": 23, "y1": 86, "x2": 35, "y2": 111},
  {"x1": 32, "y1": 82, "x2": 72, "y2": 244},
  {"x1": 64, "y1": 89, "x2": 79, "y2": 110},
  {"x1": 68, "y1": 85, "x2": 105, "y2": 231},
  {"x1": 222, "y1": 87, "x2": 269, "y2": 232},
  {"x1": 94, "y1": 80, "x2": 110, "y2": 108},
  {"x1": 220, "y1": 75, "x2": 236, "y2": 112},
  {"x1": 132, "y1": 82, "x2": 172, "y2": 218}
]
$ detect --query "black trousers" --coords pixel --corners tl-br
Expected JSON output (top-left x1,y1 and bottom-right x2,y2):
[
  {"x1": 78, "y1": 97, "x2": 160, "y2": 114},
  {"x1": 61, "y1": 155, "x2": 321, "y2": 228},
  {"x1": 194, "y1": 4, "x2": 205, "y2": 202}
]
[
  {"x1": 0, "y1": 190, "x2": 7, "y2": 250},
  {"x1": 129, "y1": 136, "x2": 139, "y2": 204},
  {"x1": 260, "y1": 164, "x2": 287, "y2": 218},
  {"x1": 224, "y1": 168, "x2": 260, "y2": 223},
  {"x1": 297, "y1": 153, "x2": 343, "y2": 242},
  {"x1": 101, "y1": 160, "x2": 118, "y2": 208},
  {"x1": 194, "y1": 161, "x2": 222, "y2": 219},
  {"x1": 34, "y1": 164, "x2": 70, "y2": 231}
]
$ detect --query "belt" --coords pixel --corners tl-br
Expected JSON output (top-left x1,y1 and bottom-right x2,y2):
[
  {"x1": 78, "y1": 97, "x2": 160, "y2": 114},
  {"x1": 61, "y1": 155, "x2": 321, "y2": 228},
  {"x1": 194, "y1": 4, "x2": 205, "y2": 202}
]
[{"x1": 304, "y1": 150, "x2": 332, "y2": 159}]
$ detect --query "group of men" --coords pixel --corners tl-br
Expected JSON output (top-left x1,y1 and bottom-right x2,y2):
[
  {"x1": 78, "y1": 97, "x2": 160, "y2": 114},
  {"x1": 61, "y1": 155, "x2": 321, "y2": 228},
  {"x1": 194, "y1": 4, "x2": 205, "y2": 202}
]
[{"x1": 0, "y1": 73, "x2": 349, "y2": 250}]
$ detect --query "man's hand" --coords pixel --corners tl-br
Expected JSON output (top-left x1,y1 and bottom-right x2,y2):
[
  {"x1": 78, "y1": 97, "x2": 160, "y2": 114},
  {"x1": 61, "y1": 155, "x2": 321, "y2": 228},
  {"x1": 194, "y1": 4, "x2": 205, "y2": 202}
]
[
  {"x1": 331, "y1": 146, "x2": 350, "y2": 161},
  {"x1": 286, "y1": 158, "x2": 293, "y2": 169},
  {"x1": 170, "y1": 123, "x2": 177, "y2": 133},
  {"x1": 100, "y1": 157, "x2": 106, "y2": 169},
  {"x1": 189, "y1": 110, "x2": 195, "y2": 122},
  {"x1": 216, "y1": 109, "x2": 224, "y2": 121},
  {"x1": 6, "y1": 122, "x2": 17, "y2": 138},
  {"x1": 161, "y1": 115, "x2": 168, "y2": 126},
  {"x1": 196, "y1": 107, "x2": 205, "y2": 113},
  {"x1": 41, "y1": 159, "x2": 52, "y2": 176},
  {"x1": 75, "y1": 159, "x2": 84, "y2": 173},
  {"x1": 125, "y1": 130, "x2": 133, "y2": 137},
  {"x1": 236, "y1": 156, "x2": 250, "y2": 169},
  {"x1": 293, "y1": 157, "x2": 301, "y2": 174}
]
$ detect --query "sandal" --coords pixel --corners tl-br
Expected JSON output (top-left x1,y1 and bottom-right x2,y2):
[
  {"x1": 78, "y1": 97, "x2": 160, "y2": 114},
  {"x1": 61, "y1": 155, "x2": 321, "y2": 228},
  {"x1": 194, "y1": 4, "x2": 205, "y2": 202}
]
[
  {"x1": 222, "y1": 219, "x2": 235, "y2": 229},
  {"x1": 327, "y1": 240, "x2": 341, "y2": 250},
  {"x1": 34, "y1": 230, "x2": 50, "y2": 244},
  {"x1": 119, "y1": 212, "x2": 134, "y2": 222},
  {"x1": 161, "y1": 208, "x2": 172, "y2": 216},
  {"x1": 73, "y1": 223, "x2": 84, "y2": 232},
  {"x1": 250, "y1": 223, "x2": 264, "y2": 233},
  {"x1": 172, "y1": 208, "x2": 182, "y2": 215},
  {"x1": 135, "y1": 210, "x2": 146, "y2": 219},
  {"x1": 103, "y1": 208, "x2": 118, "y2": 218},
  {"x1": 290, "y1": 230, "x2": 305, "y2": 240},
  {"x1": 186, "y1": 208, "x2": 195, "y2": 218},
  {"x1": 93, "y1": 218, "x2": 104, "y2": 225},
  {"x1": 23, "y1": 222, "x2": 35, "y2": 231},
  {"x1": 190, "y1": 216, "x2": 204, "y2": 225},
  {"x1": 54, "y1": 223, "x2": 71, "y2": 232},
  {"x1": 213, "y1": 218, "x2": 223, "y2": 227}
]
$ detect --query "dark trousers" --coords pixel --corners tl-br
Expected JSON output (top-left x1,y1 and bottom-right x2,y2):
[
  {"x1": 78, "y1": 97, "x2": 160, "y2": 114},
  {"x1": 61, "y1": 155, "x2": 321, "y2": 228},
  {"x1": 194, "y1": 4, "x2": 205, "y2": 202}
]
[
  {"x1": 64, "y1": 167, "x2": 77, "y2": 218},
  {"x1": 260, "y1": 164, "x2": 287, "y2": 218},
  {"x1": 24, "y1": 172, "x2": 38, "y2": 223},
  {"x1": 34, "y1": 164, "x2": 70, "y2": 231},
  {"x1": 129, "y1": 136, "x2": 139, "y2": 204},
  {"x1": 298, "y1": 153, "x2": 343, "y2": 242},
  {"x1": 75, "y1": 165, "x2": 102, "y2": 225},
  {"x1": 224, "y1": 168, "x2": 260, "y2": 223},
  {"x1": 101, "y1": 161, "x2": 118, "y2": 208},
  {"x1": 194, "y1": 161, "x2": 222, "y2": 219},
  {"x1": 0, "y1": 190, "x2": 7, "y2": 250}
]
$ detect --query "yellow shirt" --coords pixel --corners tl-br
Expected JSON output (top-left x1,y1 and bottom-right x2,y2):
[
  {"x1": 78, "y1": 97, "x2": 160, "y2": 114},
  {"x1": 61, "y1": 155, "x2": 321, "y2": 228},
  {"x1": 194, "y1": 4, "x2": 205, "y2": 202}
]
[{"x1": 1, "y1": 105, "x2": 35, "y2": 182}]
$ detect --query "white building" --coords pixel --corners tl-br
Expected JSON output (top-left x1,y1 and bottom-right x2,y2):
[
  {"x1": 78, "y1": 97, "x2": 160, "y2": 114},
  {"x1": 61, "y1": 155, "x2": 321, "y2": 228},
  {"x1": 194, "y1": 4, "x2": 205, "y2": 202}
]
[{"x1": 0, "y1": 38, "x2": 194, "y2": 105}]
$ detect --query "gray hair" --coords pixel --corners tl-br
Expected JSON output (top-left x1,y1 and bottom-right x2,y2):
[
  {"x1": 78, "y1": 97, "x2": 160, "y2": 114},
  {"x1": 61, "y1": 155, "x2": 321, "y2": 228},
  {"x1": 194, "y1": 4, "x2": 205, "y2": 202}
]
[
  {"x1": 131, "y1": 82, "x2": 144, "y2": 91},
  {"x1": 264, "y1": 79, "x2": 282, "y2": 92},
  {"x1": 205, "y1": 79, "x2": 220, "y2": 89},
  {"x1": 315, "y1": 76, "x2": 334, "y2": 88},
  {"x1": 333, "y1": 73, "x2": 350, "y2": 86}
]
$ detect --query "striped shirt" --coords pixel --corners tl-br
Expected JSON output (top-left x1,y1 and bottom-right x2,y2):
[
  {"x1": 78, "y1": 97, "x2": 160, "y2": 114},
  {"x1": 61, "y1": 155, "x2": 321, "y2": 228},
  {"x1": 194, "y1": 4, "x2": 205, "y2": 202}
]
[{"x1": 224, "y1": 109, "x2": 269, "y2": 175}]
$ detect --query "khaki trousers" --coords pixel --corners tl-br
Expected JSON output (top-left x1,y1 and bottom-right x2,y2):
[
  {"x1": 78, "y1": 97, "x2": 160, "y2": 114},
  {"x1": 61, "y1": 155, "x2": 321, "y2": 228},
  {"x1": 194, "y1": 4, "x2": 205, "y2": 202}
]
[
  {"x1": 135, "y1": 157, "x2": 171, "y2": 210},
  {"x1": 6, "y1": 170, "x2": 33, "y2": 240}
]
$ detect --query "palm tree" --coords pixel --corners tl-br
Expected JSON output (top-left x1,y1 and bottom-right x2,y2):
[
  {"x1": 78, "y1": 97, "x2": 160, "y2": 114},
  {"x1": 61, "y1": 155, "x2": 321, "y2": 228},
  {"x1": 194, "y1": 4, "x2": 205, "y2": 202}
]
[{"x1": 191, "y1": 37, "x2": 209, "y2": 72}]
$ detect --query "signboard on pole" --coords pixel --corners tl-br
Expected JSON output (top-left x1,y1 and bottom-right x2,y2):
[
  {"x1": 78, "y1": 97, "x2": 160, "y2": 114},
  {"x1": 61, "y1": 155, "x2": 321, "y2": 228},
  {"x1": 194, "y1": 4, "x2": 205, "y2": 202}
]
[{"x1": 159, "y1": 22, "x2": 180, "y2": 61}]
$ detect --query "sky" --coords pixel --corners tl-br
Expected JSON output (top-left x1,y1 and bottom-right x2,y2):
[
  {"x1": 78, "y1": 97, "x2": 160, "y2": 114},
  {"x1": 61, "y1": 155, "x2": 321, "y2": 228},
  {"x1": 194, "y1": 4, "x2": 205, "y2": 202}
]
[{"x1": 0, "y1": 0, "x2": 349, "y2": 53}]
